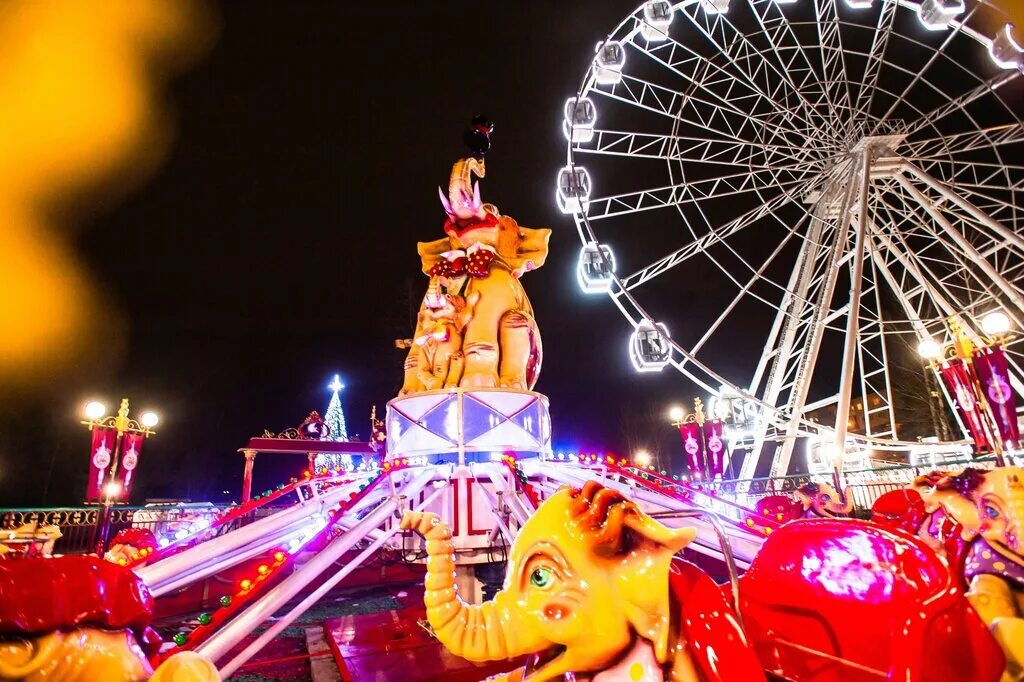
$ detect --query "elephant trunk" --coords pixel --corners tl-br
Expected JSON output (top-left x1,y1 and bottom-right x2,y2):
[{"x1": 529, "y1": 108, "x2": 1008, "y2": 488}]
[
  {"x1": 446, "y1": 158, "x2": 485, "y2": 219},
  {"x1": 401, "y1": 511, "x2": 546, "y2": 662},
  {"x1": 1006, "y1": 493, "x2": 1024, "y2": 553}
]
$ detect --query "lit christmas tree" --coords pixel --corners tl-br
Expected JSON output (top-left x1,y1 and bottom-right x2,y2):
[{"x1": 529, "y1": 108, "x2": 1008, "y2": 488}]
[{"x1": 315, "y1": 374, "x2": 350, "y2": 473}]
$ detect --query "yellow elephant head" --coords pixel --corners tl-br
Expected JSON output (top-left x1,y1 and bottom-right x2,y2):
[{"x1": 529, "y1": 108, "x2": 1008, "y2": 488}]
[
  {"x1": 418, "y1": 215, "x2": 551, "y2": 280},
  {"x1": 401, "y1": 481, "x2": 695, "y2": 681},
  {"x1": 916, "y1": 466, "x2": 1024, "y2": 566}
]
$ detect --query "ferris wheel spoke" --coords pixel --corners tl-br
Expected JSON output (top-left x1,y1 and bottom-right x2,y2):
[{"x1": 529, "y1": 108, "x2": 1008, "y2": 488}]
[
  {"x1": 902, "y1": 123, "x2": 1024, "y2": 160},
  {"x1": 876, "y1": 3, "x2": 979, "y2": 125},
  {"x1": 811, "y1": 0, "x2": 857, "y2": 133},
  {"x1": 745, "y1": 0, "x2": 851, "y2": 142},
  {"x1": 678, "y1": 220, "x2": 805, "y2": 368},
  {"x1": 591, "y1": 81, "x2": 802, "y2": 163},
  {"x1": 641, "y1": 11, "x2": 837, "y2": 145},
  {"x1": 573, "y1": 129, "x2": 826, "y2": 168},
  {"x1": 882, "y1": 184, "x2": 1023, "y2": 316},
  {"x1": 620, "y1": 184, "x2": 809, "y2": 291},
  {"x1": 890, "y1": 174, "x2": 1024, "y2": 321},
  {"x1": 632, "y1": 39, "x2": 821, "y2": 152},
  {"x1": 872, "y1": 188, "x2": 1012, "y2": 323},
  {"x1": 903, "y1": 70, "x2": 1020, "y2": 140},
  {"x1": 852, "y1": 0, "x2": 897, "y2": 120},
  {"x1": 901, "y1": 162, "x2": 1024, "y2": 245},
  {"x1": 585, "y1": 169, "x2": 811, "y2": 223},
  {"x1": 603, "y1": 73, "x2": 811, "y2": 161},
  {"x1": 680, "y1": 0, "x2": 850, "y2": 144}
]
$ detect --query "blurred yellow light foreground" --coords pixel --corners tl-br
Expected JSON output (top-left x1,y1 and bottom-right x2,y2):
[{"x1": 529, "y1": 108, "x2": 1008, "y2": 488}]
[{"x1": 0, "y1": 0, "x2": 212, "y2": 397}]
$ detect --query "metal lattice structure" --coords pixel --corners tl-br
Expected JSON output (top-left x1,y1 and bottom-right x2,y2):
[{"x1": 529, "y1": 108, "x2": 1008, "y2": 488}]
[{"x1": 564, "y1": 0, "x2": 1024, "y2": 476}]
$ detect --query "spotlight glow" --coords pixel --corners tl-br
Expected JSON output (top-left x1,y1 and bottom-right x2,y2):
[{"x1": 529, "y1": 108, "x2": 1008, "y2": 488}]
[
  {"x1": 982, "y1": 310, "x2": 1012, "y2": 336},
  {"x1": 916, "y1": 337, "x2": 942, "y2": 360},
  {"x1": 84, "y1": 401, "x2": 106, "y2": 420}
]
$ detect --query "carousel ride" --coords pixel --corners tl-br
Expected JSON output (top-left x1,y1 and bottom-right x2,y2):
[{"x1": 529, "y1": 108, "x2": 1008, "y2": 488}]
[{"x1": 2, "y1": 0, "x2": 1024, "y2": 678}]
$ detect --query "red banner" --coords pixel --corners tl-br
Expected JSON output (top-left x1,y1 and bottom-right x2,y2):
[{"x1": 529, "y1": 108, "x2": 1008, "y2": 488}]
[
  {"x1": 972, "y1": 345, "x2": 1020, "y2": 449},
  {"x1": 112, "y1": 432, "x2": 145, "y2": 501},
  {"x1": 939, "y1": 358, "x2": 991, "y2": 452},
  {"x1": 679, "y1": 423, "x2": 705, "y2": 480},
  {"x1": 86, "y1": 426, "x2": 117, "y2": 503},
  {"x1": 703, "y1": 420, "x2": 726, "y2": 479}
]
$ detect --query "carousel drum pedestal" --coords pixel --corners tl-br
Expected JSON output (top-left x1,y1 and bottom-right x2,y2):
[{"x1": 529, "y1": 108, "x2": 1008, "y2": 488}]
[{"x1": 385, "y1": 388, "x2": 552, "y2": 575}]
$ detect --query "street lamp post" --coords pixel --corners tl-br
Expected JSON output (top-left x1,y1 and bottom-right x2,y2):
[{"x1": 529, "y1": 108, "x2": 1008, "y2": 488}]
[
  {"x1": 918, "y1": 312, "x2": 1016, "y2": 466},
  {"x1": 82, "y1": 398, "x2": 158, "y2": 554},
  {"x1": 670, "y1": 398, "x2": 713, "y2": 481}
]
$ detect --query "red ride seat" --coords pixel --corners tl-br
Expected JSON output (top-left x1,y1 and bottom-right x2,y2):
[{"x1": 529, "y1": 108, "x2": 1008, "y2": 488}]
[
  {"x1": 668, "y1": 557, "x2": 767, "y2": 682},
  {"x1": 734, "y1": 519, "x2": 1003, "y2": 682}
]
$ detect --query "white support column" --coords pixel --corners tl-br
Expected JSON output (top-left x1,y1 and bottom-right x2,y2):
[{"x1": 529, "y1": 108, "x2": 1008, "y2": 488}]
[
  {"x1": 769, "y1": 159, "x2": 864, "y2": 478},
  {"x1": 832, "y1": 149, "x2": 872, "y2": 483},
  {"x1": 894, "y1": 173, "x2": 1024, "y2": 322}
]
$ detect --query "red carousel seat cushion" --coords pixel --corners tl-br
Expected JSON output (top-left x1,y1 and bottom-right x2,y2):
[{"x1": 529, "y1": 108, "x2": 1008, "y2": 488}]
[{"x1": 735, "y1": 519, "x2": 1003, "y2": 682}]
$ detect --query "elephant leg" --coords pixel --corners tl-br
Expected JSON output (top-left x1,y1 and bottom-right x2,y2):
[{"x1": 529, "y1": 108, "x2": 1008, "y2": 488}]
[
  {"x1": 969, "y1": 574, "x2": 1019, "y2": 626},
  {"x1": 992, "y1": 617, "x2": 1024, "y2": 682},
  {"x1": 400, "y1": 345, "x2": 425, "y2": 395},
  {"x1": 431, "y1": 347, "x2": 453, "y2": 390},
  {"x1": 417, "y1": 344, "x2": 442, "y2": 391},
  {"x1": 498, "y1": 310, "x2": 534, "y2": 389},
  {"x1": 458, "y1": 285, "x2": 504, "y2": 388},
  {"x1": 445, "y1": 350, "x2": 465, "y2": 389},
  {"x1": 462, "y1": 341, "x2": 499, "y2": 388}
]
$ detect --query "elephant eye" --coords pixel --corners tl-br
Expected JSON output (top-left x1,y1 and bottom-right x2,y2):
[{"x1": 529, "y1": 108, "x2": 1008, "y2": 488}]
[
  {"x1": 530, "y1": 566, "x2": 554, "y2": 589},
  {"x1": 984, "y1": 504, "x2": 1001, "y2": 520}
]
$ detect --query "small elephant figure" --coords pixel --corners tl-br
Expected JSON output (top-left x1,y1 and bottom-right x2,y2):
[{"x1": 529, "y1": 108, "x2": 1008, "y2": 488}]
[
  {"x1": 793, "y1": 481, "x2": 853, "y2": 518},
  {"x1": 410, "y1": 285, "x2": 479, "y2": 392},
  {"x1": 401, "y1": 481, "x2": 765, "y2": 681},
  {"x1": 873, "y1": 467, "x2": 1024, "y2": 681}
]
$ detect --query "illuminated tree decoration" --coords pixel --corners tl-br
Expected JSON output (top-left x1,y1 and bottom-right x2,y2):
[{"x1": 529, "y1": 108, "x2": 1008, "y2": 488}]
[{"x1": 315, "y1": 374, "x2": 351, "y2": 473}]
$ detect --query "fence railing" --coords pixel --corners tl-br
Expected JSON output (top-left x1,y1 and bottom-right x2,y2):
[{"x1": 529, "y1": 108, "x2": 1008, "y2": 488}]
[
  {"x1": 695, "y1": 455, "x2": 997, "y2": 512},
  {"x1": 0, "y1": 504, "x2": 256, "y2": 555}
]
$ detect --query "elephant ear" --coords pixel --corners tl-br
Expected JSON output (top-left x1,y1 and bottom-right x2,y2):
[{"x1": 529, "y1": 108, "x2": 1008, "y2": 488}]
[
  {"x1": 496, "y1": 216, "x2": 550, "y2": 277},
  {"x1": 617, "y1": 513, "x2": 696, "y2": 666},
  {"x1": 418, "y1": 237, "x2": 453, "y2": 275}
]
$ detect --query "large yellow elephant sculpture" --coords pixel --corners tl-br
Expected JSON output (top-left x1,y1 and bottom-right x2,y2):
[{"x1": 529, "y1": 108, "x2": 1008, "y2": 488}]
[
  {"x1": 401, "y1": 481, "x2": 765, "y2": 682},
  {"x1": 399, "y1": 154, "x2": 550, "y2": 395}
]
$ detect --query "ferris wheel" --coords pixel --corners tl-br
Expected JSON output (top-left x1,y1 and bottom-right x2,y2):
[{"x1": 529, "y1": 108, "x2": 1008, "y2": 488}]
[{"x1": 561, "y1": 0, "x2": 1024, "y2": 477}]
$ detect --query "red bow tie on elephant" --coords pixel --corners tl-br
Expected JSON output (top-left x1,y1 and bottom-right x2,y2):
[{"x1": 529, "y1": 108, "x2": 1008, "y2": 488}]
[{"x1": 428, "y1": 242, "x2": 497, "y2": 280}]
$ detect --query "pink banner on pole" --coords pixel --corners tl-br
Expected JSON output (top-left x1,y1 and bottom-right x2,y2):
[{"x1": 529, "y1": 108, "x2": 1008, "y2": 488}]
[
  {"x1": 679, "y1": 423, "x2": 705, "y2": 480},
  {"x1": 972, "y1": 345, "x2": 1020, "y2": 449},
  {"x1": 112, "y1": 431, "x2": 145, "y2": 501},
  {"x1": 703, "y1": 420, "x2": 726, "y2": 479},
  {"x1": 86, "y1": 426, "x2": 116, "y2": 503},
  {"x1": 939, "y1": 358, "x2": 991, "y2": 452}
]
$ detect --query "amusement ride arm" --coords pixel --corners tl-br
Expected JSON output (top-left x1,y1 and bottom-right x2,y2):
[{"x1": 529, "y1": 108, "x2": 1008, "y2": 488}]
[
  {"x1": 138, "y1": 476, "x2": 373, "y2": 595},
  {"x1": 194, "y1": 467, "x2": 438, "y2": 668}
]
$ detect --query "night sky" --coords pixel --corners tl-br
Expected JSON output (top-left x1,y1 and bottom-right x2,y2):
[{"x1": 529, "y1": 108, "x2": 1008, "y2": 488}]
[{"x1": 2, "y1": 2, "x2": 694, "y2": 506}]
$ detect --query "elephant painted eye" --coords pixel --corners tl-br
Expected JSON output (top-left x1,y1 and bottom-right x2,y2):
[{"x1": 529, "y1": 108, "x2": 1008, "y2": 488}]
[
  {"x1": 984, "y1": 504, "x2": 1001, "y2": 520},
  {"x1": 530, "y1": 566, "x2": 554, "y2": 589}
]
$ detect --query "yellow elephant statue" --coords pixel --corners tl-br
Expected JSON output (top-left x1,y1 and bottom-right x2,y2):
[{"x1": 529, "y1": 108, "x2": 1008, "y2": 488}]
[
  {"x1": 401, "y1": 481, "x2": 765, "y2": 682},
  {"x1": 400, "y1": 151, "x2": 550, "y2": 395}
]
